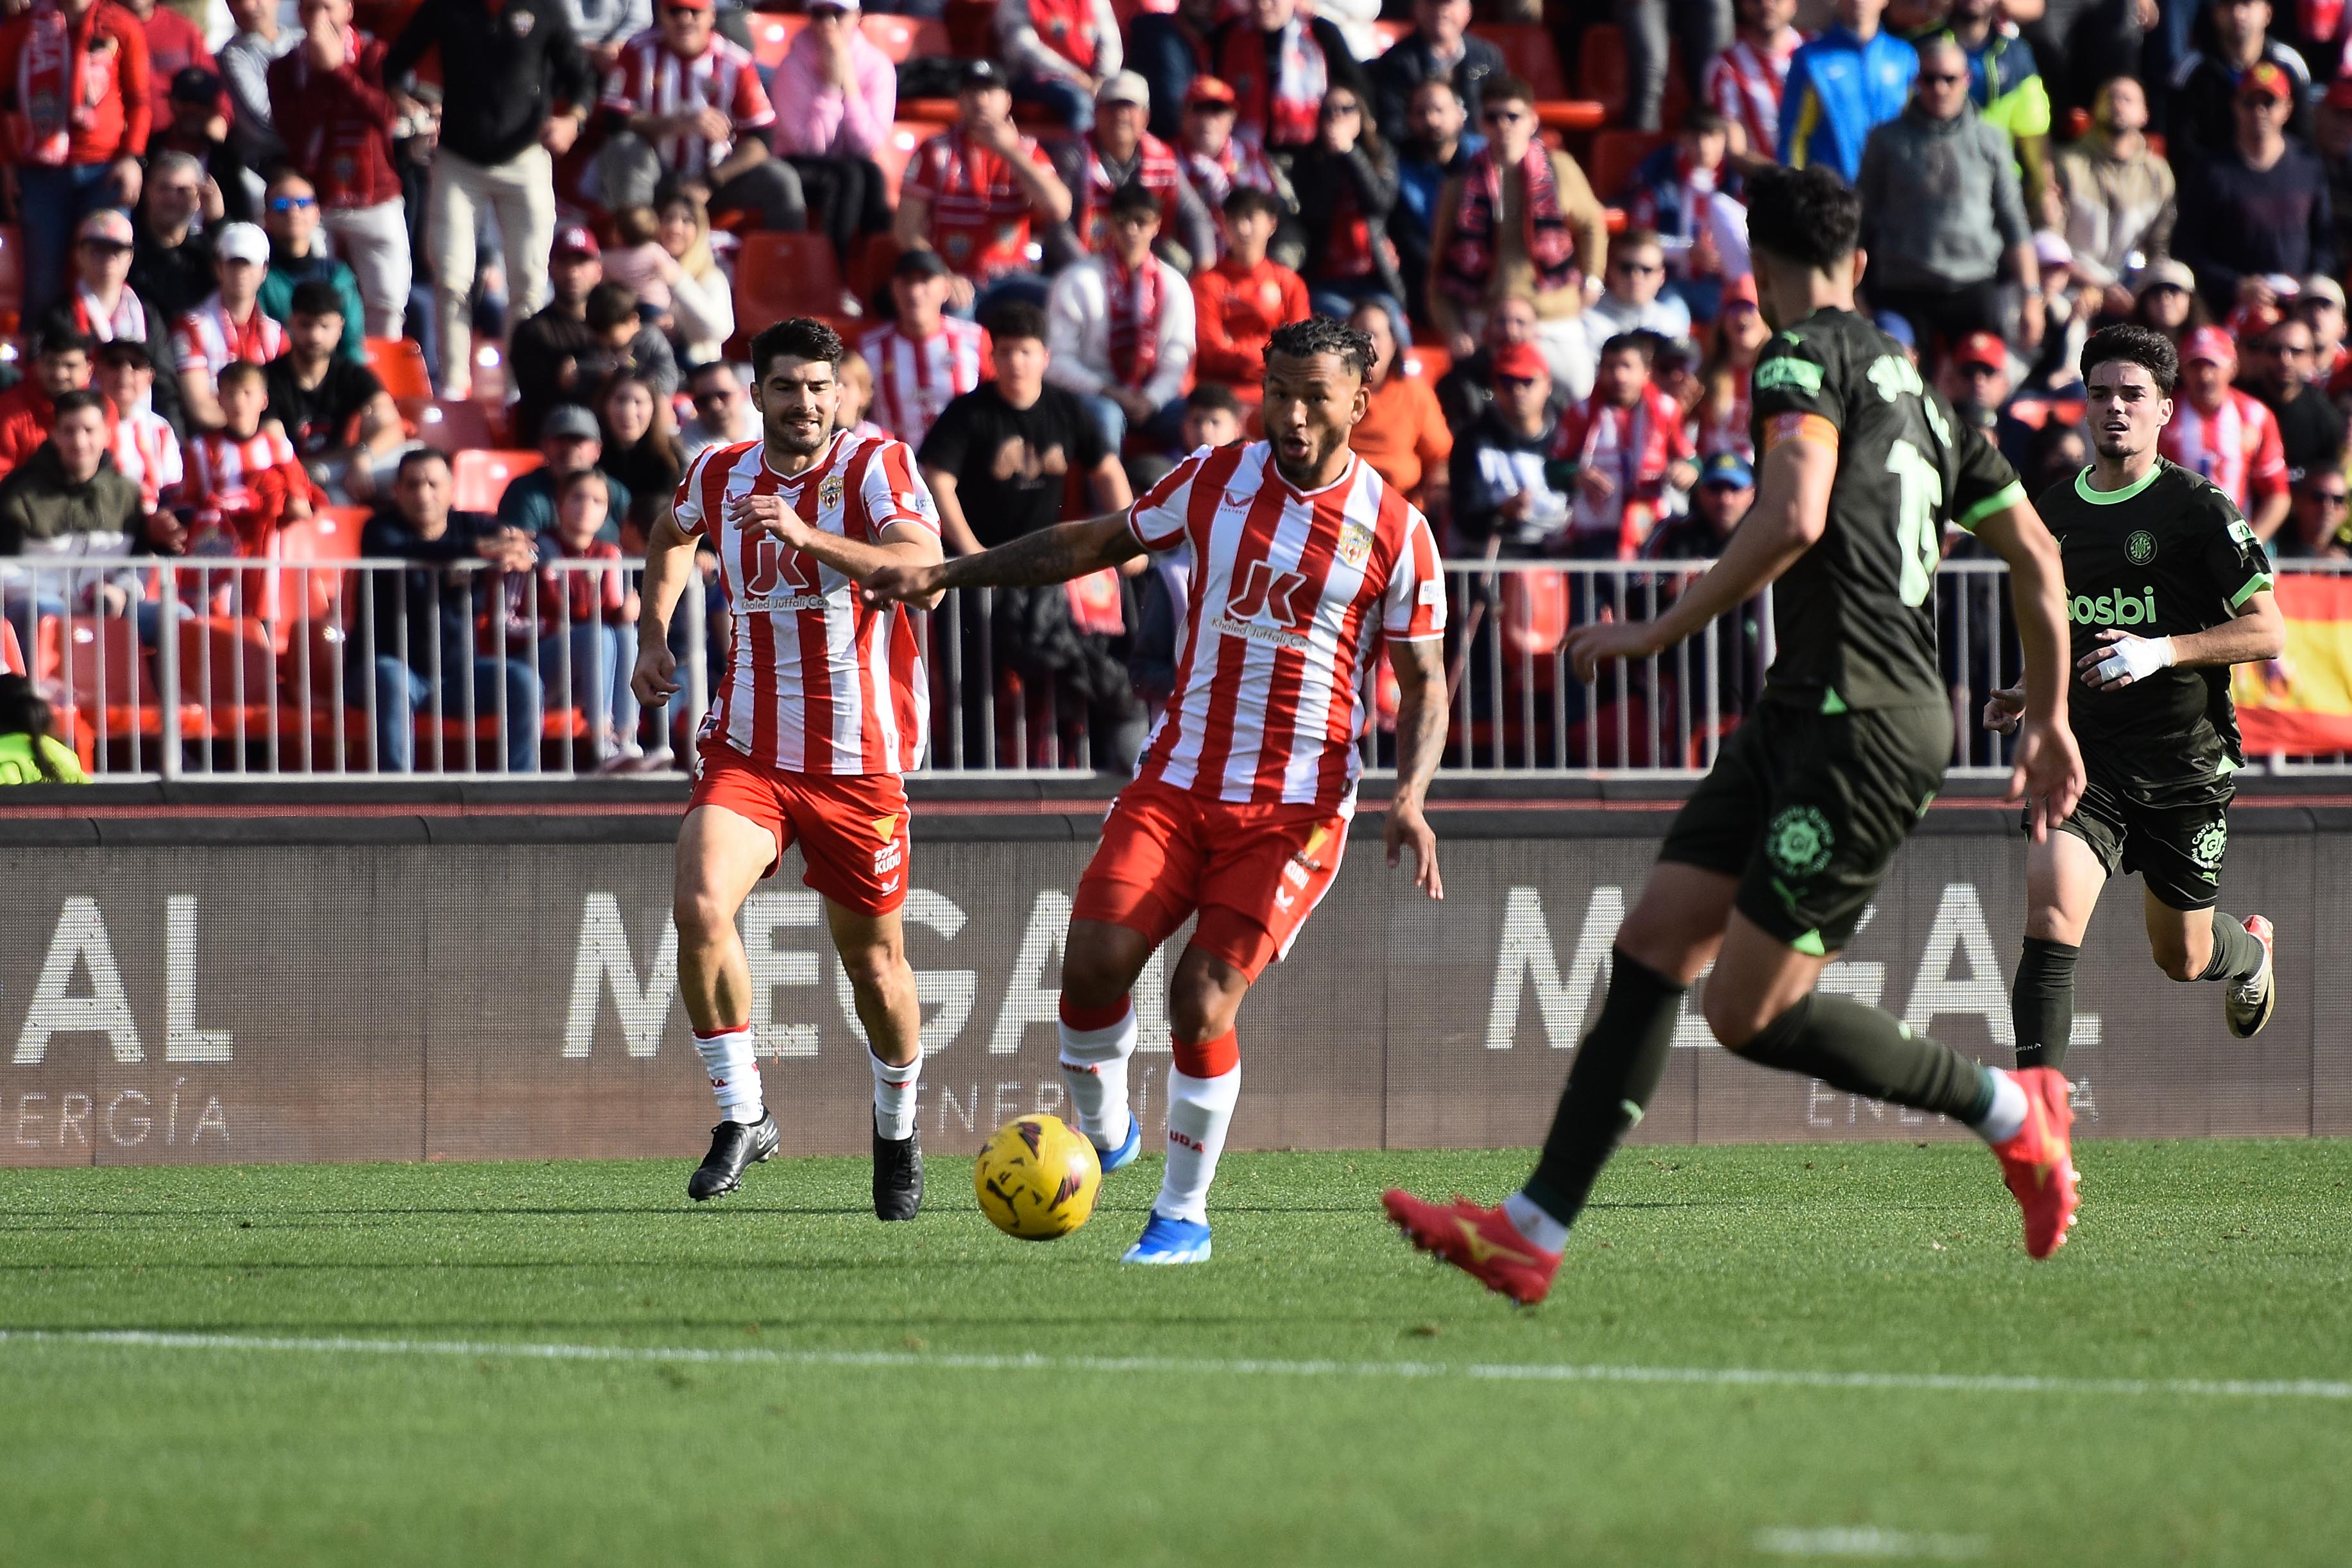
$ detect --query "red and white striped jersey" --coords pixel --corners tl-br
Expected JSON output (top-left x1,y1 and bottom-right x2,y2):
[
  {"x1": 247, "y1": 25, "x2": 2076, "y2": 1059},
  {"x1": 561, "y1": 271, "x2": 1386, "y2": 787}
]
[
  {"x1": 676, "y1": 430, "x2": 942, "y2": 776},
  {"x1": 1125, "y1": 441, "x2": 1444, "y2": 811},
  {"x1": 903, "y1": 126, "x2": 1057, "y2": 285},
  {"x1": 113, "y1": 409, "x2": 183, "y2": 510},
  {"x1": 170, "y1": 294, "x2": 290, "y2": 381},
  {"x1": 860, "y1": 318, "x2": 990, "y2": 454},
  {"x1": 2160, "y1": 390, "x2": 2288, "y2": 515},
  {"x1": 599, "y1": 31, "x2": 775, "y2": 181},
  {"x1": 1701, "y1": 33, "x2": 1802, "y2": 167},
  {"x1": 187, "y1": 423, "x2": 299, "y2": 516}
]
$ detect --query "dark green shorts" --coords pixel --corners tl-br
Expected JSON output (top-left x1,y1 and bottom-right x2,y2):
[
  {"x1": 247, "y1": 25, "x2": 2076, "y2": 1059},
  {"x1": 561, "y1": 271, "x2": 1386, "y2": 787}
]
[
  {"x1": 1660, "y1": 700, "x2": 1952, "y2": 955},
  {"x1": 2034, "y1": 769, "x2": 2233, "y2": 912}
]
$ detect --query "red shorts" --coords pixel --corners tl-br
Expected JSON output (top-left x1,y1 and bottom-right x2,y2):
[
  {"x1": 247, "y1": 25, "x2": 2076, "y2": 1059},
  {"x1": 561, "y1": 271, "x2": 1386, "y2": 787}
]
[
  {"x1": 689, "y1": 739, "x2": 912, "y2": 916},
  {"x1": 1071, "y1": 778, "x2": 1349, "y2": 981}
]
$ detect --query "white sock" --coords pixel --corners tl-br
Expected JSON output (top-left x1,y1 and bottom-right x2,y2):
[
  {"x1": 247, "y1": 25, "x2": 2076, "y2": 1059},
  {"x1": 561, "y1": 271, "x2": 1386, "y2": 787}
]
[
  {"x1": 694, "y1": 1027, "x2": 762, "y2": 1124},
  {"x1": 871, "y1": 1052, "x2": 920, "y2": 1141},
  {"x1": 1155, "y1": 1064, "x2": 1241, "y2": 1225},
  {"x1": 1503, "y1": 1191, "x2": 1571, "y2": 1253},
  {"x1": 1057, "y1": 1001, "x2": 1137, "y2": 1150},
  {"x1": 1971, "y1": 1067, "x2": 2029, "y2": 1145}
]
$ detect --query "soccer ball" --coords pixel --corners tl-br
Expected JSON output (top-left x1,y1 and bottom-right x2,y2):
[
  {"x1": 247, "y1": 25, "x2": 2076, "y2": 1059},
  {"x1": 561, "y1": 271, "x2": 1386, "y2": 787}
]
[{"x1": 974, "y1": 1114, "x2": 1102, "y2": 1240}]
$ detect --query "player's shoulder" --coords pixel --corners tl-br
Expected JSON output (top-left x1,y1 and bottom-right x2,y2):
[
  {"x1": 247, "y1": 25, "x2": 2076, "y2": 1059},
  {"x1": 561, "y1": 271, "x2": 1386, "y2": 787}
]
[
  {"x1": 2154, "y1": 458, "x2": 2250, "y2": 533},
  {"x1": 1753, "y1": 310, "x2": 1862, "y2": 393},
  {"x1": 685, "y1": 438, "x2": 759, "y2": 490}
]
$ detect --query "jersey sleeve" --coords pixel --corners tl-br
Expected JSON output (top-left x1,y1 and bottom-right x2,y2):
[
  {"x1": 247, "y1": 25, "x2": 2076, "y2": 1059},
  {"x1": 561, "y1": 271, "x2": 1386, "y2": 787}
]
[
  {"x1": 1750, "y1": 329, "x2": 1841, "y2": 459},
  {"x1": 1127, "y1": 447, "x2": 1211, "y2": 552},
  {"x1": 1947, "y1": 414, "x2": 2027, "y2": 533},
  {"x1": 170, "y1": 315, "x2": 205, "y2": 375},
  {"x1": 2201, "y1": 494, "x2": 2278, "y2": 609},
  {"x1": 860, "y1": 439, "x2": 941, "y2": 536},
  {"x1": 729, "y1": 54, "x2": 776, "y2": 132},
  {"x1": 672, "y1": 444, "x2": 722, "y2": 538},
  {"x1": 2247, "y1": 405, "x2": 2289, "y2": 499},
  {"x1": 1381, "y1": 504, "x2": 1447, "y2": 641}
]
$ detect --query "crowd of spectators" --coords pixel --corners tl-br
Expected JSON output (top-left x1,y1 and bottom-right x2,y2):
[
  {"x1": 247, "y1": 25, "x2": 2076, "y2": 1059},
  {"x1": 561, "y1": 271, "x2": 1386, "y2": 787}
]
[{"x1": 6, "y1": 0, "x2": 2352, "y2": 776}]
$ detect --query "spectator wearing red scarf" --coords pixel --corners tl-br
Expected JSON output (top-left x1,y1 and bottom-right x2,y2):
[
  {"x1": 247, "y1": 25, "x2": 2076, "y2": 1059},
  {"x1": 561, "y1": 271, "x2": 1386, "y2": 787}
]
[
  {"x1": 269, "y1": 0, "x2": 407, "y2": 339},
  {"x1": 1209, "y1": 0, "x2": 1365, "y2": 157},
  {"x1": 1044, "y1": 180, "x2": 1195, "y2": 460},
  {"x1": 892, "y1": 60, "x2": 1073, "y2": 317},
  {"x1": 0, "y1": 0, "x2": 151, "y2": 320}
]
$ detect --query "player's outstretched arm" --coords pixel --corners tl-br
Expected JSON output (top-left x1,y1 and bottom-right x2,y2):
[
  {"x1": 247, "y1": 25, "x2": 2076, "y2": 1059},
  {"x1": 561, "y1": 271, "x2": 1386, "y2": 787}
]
[
  {"x1": 631, "y1": 510, "x2": 699, "y2": 707},
  {"x1": 2077, "y1": 590, "x2": 2285, "y2": 691},
  {"x1": 1562, "y1": 432, "x2": 1834, "y2": 681},
  {"x1": 1385, "y1": 635, "x2": 1447, "y2": 901},
  {"x1": 725, "y1": 491, "x2": 946, "y2": 601},
  {"x1": 1974, "y1": 499, "x2": 2086, "y2": 838},
  {"x1": 860, "y1": 511, "x2": 1147, "y2": 606}
]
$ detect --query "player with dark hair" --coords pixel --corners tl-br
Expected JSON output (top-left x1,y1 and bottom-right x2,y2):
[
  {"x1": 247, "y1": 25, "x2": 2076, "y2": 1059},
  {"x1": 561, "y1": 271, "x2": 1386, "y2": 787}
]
[
  {"x1": 1986, "y1": 323, "x2": 2285, "y2": 1076},
  {"x1": 629, "y1": 315, "x2": 947, "y2": 1220},
  {"x1": 1386, "y1": 162, "x2": 2090, "y2": 1303},
  {"x1": 864, "y1": 313, "x2": 1449, "y2": 1266}
]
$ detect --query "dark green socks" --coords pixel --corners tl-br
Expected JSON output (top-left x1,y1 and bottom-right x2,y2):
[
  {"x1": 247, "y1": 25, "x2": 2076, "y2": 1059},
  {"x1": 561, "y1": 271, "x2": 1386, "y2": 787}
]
[
  {"x1": 1736, "y1": 993, "x2": 1996, "y2": 1124},
  {"x1": 2200, "y1": 912, "x2": 2265, "y2": 984},
  {"x1": 2013, "y1": 936, "x2": 2080, "y2": 1071},
  {"x1": 1522, "y1": 949, "x2": 1687, "y2": 1227}
]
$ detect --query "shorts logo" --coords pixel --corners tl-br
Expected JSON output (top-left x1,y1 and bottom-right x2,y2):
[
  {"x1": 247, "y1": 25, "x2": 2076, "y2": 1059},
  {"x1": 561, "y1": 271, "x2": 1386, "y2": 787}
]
[
  {"x1": 1337, "y1": 520, "x2": 1374, "y2": 568},
  {"x1": 2127, "y1": 530, "x2": 2158, "y2": 565},
  {"x1": 874, "y1": 840, "x2": 903, "y2": 876},
  {"x1": 871, "y1": 814, "x2": 900, "y2": 842},
  {"x1": 1766, "y1": 806, "x2": 1835, "y2": 880},
  {"x1": 2191, "y1": 819, "x2": 2228, "y2": 870}
]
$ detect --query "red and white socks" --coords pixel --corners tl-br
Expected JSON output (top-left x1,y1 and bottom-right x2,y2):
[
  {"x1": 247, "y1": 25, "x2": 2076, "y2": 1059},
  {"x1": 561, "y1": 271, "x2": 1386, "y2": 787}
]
[
  {"x1": 871, "y1": 1052, "x2": 921, "y2": 1141},
  {"x1": 694, "y1": 1025, "x2": 763, "y2": 1125},
  {"x1": 1057, "y1": 995, "x2": 1138, "y2": 1151},
  {"x1": 1157, "y1": 1029, "x2": 1240, "y2": 1225}
]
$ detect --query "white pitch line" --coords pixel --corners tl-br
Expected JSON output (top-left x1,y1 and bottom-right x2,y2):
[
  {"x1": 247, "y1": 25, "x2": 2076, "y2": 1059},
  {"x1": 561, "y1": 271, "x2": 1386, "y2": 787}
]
[
  {"x1": 1, "y1": 1329, "x2": 2347, "y2": 1402},
  {"x1": 1755, "y1": 1526, "x2": 1988, "y2": 1560}
]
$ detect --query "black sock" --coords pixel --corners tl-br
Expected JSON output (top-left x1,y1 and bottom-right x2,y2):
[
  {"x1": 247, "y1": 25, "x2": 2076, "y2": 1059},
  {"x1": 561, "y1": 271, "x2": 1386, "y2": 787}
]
[
  {"x1": 1737, "y1": 993, "x2": 1995, "y2": 1124},
  {"x1": 2198, "y1": 912, "x2": 2264, "y2": 983},
  {"x1": 2011, "y1": 937, "x2": 2080, "y2": 1071},
  {"x1": 1522, "y1": 949, "x2": 1686, "y2": 1226}
]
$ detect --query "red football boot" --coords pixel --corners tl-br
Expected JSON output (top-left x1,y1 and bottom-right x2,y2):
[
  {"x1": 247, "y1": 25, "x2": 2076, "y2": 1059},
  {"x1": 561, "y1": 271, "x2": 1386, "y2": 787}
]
[
  {"x1": 1990, "y1": 1066, "x2": 2079, "y2": 1260},
  {"x1": 1381, "y1": 1190, "x2": 1563, "y2": 1305}
]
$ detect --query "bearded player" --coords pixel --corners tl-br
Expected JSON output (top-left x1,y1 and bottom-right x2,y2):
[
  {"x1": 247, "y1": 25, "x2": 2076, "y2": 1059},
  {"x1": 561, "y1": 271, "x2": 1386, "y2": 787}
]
[
  {"x1": 633, "y1": 318, "x2": 944, "y2": 1220},
  {"x1": 865, "y1": 316, "x2": 1448, "y2": 1266},
  {"x1": 1386, "y1": 165, "x2": 2089, "y2": 1304},
  {"x1": 1984, "y1": 325, "x2": 2283, "y2": 1080}
]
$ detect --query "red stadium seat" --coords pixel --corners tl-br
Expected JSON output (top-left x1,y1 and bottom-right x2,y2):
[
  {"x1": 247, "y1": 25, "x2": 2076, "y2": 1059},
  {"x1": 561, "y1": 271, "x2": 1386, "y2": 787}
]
[
  {"x1": 309, "y1": 504, "x2": 369, "y2": 559},
  {"x1": 177, "y1": 615, "x2": 278, "y2": 742},
  {"x1": 402, "y1": 396, "x2": 500, "y2": 452},
  {"x1": 451, "y1": 448, "x2": 544, "y2": 513},
  {"x1": 251, "y1": 516, "x2": 348, "y2": 649},
  {"x1": 364, "y1": 337, "x2": 433, "y2": 401},
  {"x1": 1474, "y1": 22, "x2": 1569, "y2": 101},
  {"x1": 846, "y1": 232, "x2": 902, "y2": 310},
  {"x1": 861, "y1": 14, "x2": 946, "y2": 62},
  {"x1": 1399, "y1": 343, "x2": 1451, "y2": 384},
  {"x1": 56, "y1": 615, "x2": 175, "y2": 738},
  {"x1": 730, "y1": 233, "x2": 848, "y2": 353},
  {"x1": 0, "y1": 616, "x2": 21, "y2": 675},
  {"x1": 1586, "y1": 129, "x2": 1668, "y2": 203},
  {"x1": 0, "y1": 225, "x2": 21, "y2": 336},
  {"x1": 876, "y1": 121, "x2": 932, "y2": 208},
  {"x1": 1578, "y1": 22, "x2": 1627, "y2": 123},
  {"x1": 749, "y1": 13, "x2": 806, "y2": 69},
  {"x1": 1500, "y1": 571, "x2": 1570, "y2": 658}
]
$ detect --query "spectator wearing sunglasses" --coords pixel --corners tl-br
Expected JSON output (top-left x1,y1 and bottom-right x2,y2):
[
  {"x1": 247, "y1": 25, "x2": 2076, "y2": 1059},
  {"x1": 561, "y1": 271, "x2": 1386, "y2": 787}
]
[
  {"x1": 678, "y1": 361, "x2": 756, "y2": 464},
  {"x1": 1855, "y1": 35, "x2": 2038, "y2": 361},
  {"x1": 1581, "y1": 228, "x2": 1694, "y2": 360},
  {"x1": 1449, "y1": 339, "x2": 1569, "y2": 552},
  {"x1": 1428, "y1": 74, "x2": 1610, "y2": 401},
  {"x1": 255, "y1": 171, "x2": 366, "y2": 365},
  {"x1": 2278, "y1": 469, "x2": 2352, "y2": 558},
  {"x1": 268, "y1": 0, "x2": 408, "y2": 341}
]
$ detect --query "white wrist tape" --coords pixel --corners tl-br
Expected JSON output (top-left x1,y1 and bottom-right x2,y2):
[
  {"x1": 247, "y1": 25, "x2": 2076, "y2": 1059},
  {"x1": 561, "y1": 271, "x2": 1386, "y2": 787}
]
[{"x1": 2093, "y1": 635, "x2": 2176, "y2": 686}]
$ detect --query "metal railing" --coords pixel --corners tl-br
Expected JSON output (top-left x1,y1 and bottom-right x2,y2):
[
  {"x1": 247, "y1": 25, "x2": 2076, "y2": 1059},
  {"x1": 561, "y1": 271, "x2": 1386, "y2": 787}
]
[{"x1": 5, "y1": 555, "x2": 2347, "y2": 781}]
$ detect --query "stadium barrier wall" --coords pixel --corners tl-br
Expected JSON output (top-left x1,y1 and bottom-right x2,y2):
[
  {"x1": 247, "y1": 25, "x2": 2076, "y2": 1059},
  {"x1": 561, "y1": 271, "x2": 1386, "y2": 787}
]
[{"x1": 3, "y1": 798, "x2": 2348, "y2": 1168}]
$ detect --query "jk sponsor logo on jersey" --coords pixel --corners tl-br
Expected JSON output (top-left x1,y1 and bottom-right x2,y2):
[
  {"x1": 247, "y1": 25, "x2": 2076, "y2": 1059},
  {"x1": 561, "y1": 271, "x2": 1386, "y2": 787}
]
[
  {"x1": 2069, "y1": 587, "x2": 2159, "y2": 626},
  {"x1": 1754, "y1": 355, "x2": 1824, "y2": 396}
]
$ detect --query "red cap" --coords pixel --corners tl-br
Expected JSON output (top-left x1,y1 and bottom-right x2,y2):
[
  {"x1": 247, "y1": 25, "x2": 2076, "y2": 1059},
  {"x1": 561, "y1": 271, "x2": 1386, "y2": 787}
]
[
  {"x1": 1185, "y1": 74, "x2": 1237, "y2": 108},
  {"x1": 554, "y1": 224, "x2": 601, "y2": 259},
  {"x1": 1490, "y1": 341, "x2": 1547, "y2": 382},
  {"x1": 2181, "y1": 325, "x2": 2238, "y2": 364},
  {"x1": 2240, "y1": 60, "x2": 2292, "y2": 103},
  {"x1": 1952, "y1": 331, "x2": 2007, "y2": 370},
  {"x1": 1719, "y1": 272, "x2": 1759, "y2": 309},
  {"x1": 665, "y1": 0, "x2": 714, "y2": 10}
]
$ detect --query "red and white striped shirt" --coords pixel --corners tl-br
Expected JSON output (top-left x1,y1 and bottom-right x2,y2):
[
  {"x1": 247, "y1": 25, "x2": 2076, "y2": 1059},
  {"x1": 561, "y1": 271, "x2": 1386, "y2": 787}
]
[
  {"x1": 187, "y1": 423, "x2": 300, "y2": 518},
  {"x1": 600, "y1": 31, "x2": 774, "y2": 182},
  {"x1": 676, "y1": 430, "x2": 941, "y2": 776},
  {"x1": 903, "y1": 126, "x2": 1056, "y2": 285},
  {"x1": 171, "y1": 294, "x2": 290, "y2": 380},
  {"x1": 113, "y1": 408, "x2": 183, "y2": 511},
  {"x1": 1701, "y1": 33, "x2": 1802, "y2": 165},
  {"x1": 860, "y1": 318, "x2": 989, "y2": 454},
  {"x1": 70, "y1": 283, "x2": 149, "y2": 343},
  {"x1": 2160, "y1": 390, "x2": 2288, "y2": 515},
  {"x1": 1125, "y1": 441, "x2": 1444, "y2": 810}
]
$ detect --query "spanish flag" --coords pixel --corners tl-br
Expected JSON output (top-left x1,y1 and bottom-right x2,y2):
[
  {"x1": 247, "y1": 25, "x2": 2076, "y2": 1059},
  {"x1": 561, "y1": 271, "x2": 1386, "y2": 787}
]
[{"x1": 2233, "y1": 573, "x2": 2352, "y2": 754}]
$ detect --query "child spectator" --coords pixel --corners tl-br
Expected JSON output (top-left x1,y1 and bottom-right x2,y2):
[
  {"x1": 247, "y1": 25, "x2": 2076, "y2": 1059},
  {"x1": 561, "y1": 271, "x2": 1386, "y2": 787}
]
[
  {"x1": 183, "y1": 361, "x2": 323, "y2": 554},
  {"x1": 1190, "y1": 187, "x2": 1309, "y2": 401},
  {"x1": 1043, "y1": 181, "x2": 1197, "y2": 457},
  {"x1": 860, "y1": 249, "x2": 990, "y2": 453},
  {"x1": 97, "y1": 341, "x2": 183, "y2": 513},
  {"x1": 600, "y1": 205, "x2": 674, "y2": 316},
  {"x1": 1550, "y1": 332, "x2": 1699, "y2": 559},
  {"x1": 0, "y1": 333, "x2": 102, "y2": 484},
  {"x1": 535, "y1": 468, "x2": 640, "y2": 769}
]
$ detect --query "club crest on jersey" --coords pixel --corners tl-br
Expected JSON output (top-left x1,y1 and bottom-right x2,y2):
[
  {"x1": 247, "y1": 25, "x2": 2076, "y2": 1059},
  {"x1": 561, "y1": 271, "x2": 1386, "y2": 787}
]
[
  {"x1": 1337, "y1": 520, "x2": 1374, "y2": 568},
  {"x1": 2127, "y1": 530, "x2": 2158, "y2": 565},
  {"x1": 819, "y1": 474, "x2": 845, "y2": 513},
  {"x1": 1766, "y1": 805, "x2": 1834, "y2": 880}
]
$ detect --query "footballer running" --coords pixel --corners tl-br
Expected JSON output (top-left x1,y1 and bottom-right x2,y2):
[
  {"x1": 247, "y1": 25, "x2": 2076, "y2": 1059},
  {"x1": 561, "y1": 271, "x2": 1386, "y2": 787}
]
[
  {"x1": 1385, "y1": 164, "x2": 2090, "y2": 1304},
  {"x1": 1984, "y1": 324, "x2": 2284, "y2": 1078},
  {"x1": 865, "y1": 316, "x2": 1451, "y2": 1266},
  {"x1": 633, "y1": 319, "x2": 945, "y2": 1220}
]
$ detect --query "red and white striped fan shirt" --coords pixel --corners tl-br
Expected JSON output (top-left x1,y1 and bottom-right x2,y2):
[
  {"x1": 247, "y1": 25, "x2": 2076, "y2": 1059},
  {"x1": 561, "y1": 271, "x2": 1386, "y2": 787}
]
[
  {"x1": 859, "y1": 318, "x2": 990, "y2": 454},
  {"x1": 187, "y1": 423, "x2": 300, "y2": 516},
  {"x1": 2160, "y1": 390, "x2": 2288, "y2": 515},
  {"x1": 599, "y1": 32, "x2": 775, "y2": 181},
  {"x1": 1125, "y1": 441, "x2": 1445, "y2": 812},
  {"x1": 114, "y1": 409, "x2": 183, "y2": 511},
  {"x1": 676, "y1": 430, "x2": 941, "y2": 776},
  {"x1": 170, "y1": 294, "x2": 290, "y2": 380},
  {"x1": 1701, "y1": 33, "x2": 1802, "y2": 166}
]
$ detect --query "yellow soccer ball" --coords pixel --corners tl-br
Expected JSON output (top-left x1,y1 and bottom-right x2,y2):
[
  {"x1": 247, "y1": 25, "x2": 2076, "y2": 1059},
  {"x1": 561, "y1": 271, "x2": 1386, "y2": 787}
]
[{"x1": 973, "y1": 1114, "x2": 1102, "y2": 1240}]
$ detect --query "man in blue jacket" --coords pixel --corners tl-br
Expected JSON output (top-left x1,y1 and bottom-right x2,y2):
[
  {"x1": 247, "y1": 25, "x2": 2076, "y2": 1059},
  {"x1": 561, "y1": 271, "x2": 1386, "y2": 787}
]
[{"x1": 1780, "y1": 0, "x2": 1916, "y2": 182}]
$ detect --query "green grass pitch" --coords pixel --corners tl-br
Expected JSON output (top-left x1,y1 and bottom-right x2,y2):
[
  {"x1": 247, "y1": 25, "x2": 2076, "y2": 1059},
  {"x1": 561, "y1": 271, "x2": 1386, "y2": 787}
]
[{"x1": 5, "y1": 1141, "x2": 2349, "y2": 1567}]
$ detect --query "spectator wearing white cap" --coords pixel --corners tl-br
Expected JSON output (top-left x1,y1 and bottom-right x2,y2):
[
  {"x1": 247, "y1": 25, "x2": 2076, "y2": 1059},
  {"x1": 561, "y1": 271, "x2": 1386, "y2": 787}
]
[
  {"x1": 998, "y1": 0, "x2": 1121, "y2": 131},
  {"x1": 2127, "y1": 257, "x2": 2208, "y2": 347},
  {"x1": 1047, "y1": 71, "x2": 1216, "y2": 273},
  {"x1": 2291, "y1": 273, "x2": 2351, "y2": 394},
  {"x1": 770, "y1": 0, "x2": 896, "y2": 266},
  {"x1": 2056, "y1": 75, "x2": 2176, "y2": 320},
  {"x1": 171, "y1": 221, "x2": 291, "y2": 432},
  {"x1": 595, "y1": 0, "x2": 805, "y2": 232}
]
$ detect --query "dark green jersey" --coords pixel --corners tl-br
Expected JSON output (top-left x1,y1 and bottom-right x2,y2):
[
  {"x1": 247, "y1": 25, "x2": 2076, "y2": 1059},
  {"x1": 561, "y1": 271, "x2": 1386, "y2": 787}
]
[
  {"x1": 2034, "y1": 459, "x2": 2276, "y2": 787},
  {"x1": 1749, "y1": 307, "x2": 2025, "y2": 710}
]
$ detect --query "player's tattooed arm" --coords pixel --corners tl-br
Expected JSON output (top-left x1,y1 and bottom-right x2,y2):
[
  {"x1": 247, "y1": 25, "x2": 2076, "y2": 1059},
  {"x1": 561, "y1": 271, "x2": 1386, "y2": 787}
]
[
  {"x1": 1385, "y1": 635, "x2": 1447, "y2": 900},
  {"x1": 862, "y1": 511, "x2": 1146, "y2": 603}
]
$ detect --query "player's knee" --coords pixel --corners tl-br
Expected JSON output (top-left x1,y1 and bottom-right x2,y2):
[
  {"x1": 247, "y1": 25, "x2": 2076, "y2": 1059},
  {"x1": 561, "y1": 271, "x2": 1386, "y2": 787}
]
[
  {"x1": 672, "y1": 885, "x2": 737, "y2": 949},
  {"x1": 1060, "y1": 937, "x2": 1141, "y2": 1010},
  {"x1": 2152, "y1": 944, "x2": 2201, "y2": 982},
  {"x1": 1702, "y1": 987, "x2": 1771, "y2": 1052},
  {"x1": 839, "y1": 939, "x2": 909, "y2": 998}
]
